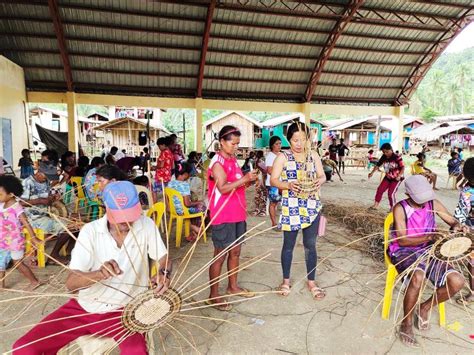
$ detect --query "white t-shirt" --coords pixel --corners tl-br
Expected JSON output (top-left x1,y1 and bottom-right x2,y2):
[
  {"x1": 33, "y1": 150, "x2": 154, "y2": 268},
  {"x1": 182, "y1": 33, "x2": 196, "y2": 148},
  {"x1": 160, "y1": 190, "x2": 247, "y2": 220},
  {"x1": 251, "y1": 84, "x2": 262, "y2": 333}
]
[
  {"x1": 265, "y1": 152, "x2": 277, "y2": 186},
  {"x1": 69, "y1": 215, "x2": 167, "y2": 313}
]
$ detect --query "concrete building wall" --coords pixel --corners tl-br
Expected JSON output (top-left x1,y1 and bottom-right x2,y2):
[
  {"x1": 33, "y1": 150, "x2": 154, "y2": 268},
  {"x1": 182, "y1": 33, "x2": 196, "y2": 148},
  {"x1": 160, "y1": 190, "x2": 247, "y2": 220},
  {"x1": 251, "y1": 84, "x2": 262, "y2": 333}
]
[{"x1": 0, "y1": 56, "x2": 28, "y2": 171}]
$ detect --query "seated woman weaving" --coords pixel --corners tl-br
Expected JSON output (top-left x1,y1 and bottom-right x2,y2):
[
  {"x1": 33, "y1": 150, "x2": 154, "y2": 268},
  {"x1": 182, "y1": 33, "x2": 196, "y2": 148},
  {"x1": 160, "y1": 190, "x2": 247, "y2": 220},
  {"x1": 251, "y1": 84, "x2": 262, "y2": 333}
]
[{"x1": 390, "y1": 175, "x2": 466, "y2": 348}]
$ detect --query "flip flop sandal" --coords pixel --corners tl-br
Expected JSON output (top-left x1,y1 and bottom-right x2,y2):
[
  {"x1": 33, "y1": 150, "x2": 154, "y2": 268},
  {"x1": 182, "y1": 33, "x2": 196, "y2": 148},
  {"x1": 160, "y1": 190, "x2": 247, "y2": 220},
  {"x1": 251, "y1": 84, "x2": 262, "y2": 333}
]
[
  {"x1": 204, "y1": 299, "x2": 233, "y2": 311},
  {"x1": 226, "y1": 287, "x2": 256, "y2": 298},
  {"x1": 275, "y1": 284, "x2": 291, "y2": 297},
  {"x1": 414, "y1": 309, "x2": 430, "y2": 331},
  {"x1": 309, "y1": 286, "x2": 326, "y2": 300},
  {"x1": 398, "y1": 331, "x2": 420, "y2": 348}
]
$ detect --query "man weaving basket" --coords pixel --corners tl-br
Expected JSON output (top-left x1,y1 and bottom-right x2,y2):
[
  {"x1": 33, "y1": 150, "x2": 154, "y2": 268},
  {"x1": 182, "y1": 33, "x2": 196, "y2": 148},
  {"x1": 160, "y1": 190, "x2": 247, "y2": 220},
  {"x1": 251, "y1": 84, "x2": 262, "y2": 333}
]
[{"x1": 13, "y1": 181, "x2": 170, "y2": 354}]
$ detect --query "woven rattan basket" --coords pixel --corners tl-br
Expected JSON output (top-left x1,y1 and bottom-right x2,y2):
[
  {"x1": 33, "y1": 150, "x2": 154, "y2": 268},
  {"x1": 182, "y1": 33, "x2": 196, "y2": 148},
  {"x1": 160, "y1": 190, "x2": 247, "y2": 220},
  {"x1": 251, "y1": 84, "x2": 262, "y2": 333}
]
[{"x1": 121, "y1": 288, "x2": 182, "y2": 333}]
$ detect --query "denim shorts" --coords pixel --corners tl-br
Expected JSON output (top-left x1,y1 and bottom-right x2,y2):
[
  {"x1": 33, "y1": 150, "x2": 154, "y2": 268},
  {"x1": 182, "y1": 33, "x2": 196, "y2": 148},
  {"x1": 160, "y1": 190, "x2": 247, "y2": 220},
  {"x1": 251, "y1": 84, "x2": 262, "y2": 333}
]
[{"x1": 0, "y1": 250, "x2": 12, "y2": 271}]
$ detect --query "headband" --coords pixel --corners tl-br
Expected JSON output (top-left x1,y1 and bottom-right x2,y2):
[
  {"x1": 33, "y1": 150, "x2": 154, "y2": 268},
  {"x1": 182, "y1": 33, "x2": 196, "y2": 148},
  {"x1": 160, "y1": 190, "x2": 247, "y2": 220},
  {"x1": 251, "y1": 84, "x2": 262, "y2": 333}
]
[{"x1": 219, "y1": 129, "x2": 240, "y2": 140}]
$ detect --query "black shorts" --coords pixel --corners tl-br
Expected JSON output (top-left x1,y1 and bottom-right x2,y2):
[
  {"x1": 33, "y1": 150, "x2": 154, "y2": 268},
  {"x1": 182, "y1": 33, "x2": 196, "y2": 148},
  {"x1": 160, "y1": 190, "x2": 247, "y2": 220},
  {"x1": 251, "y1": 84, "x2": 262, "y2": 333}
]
[{"x1": 211, "y1": 221, "x2": 247, "y2": 249}]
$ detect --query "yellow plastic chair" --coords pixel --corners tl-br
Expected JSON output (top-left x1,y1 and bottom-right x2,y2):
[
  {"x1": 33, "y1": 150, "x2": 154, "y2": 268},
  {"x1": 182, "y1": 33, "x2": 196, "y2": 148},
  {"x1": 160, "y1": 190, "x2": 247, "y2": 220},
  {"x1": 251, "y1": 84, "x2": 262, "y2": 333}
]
[
  {"x1": 381, "y1": 213, "x2": 445, "y2": 327},
  {"x1": 70, "y1": 176, "x2": 87, "y2": 213},
  {"x1": 24, "y1": 228, "x2": 46, "y2": 268},
  {"x1": 165, "y1": 187, "x2": 207, "y2": 248},
  {"x1": 147, "y1": 202, "x2": 166, "y2": 277}
]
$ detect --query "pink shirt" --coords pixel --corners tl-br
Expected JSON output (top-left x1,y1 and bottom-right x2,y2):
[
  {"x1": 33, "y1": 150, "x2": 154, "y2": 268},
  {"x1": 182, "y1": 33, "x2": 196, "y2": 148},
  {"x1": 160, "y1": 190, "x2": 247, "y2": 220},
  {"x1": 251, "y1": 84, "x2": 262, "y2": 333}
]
[
  {"x1": 0, "y1": 202, "x2": 25, "y2": 251},
  {"x1": 207, "y1": 153, "x2": 246, "y2": 225}
]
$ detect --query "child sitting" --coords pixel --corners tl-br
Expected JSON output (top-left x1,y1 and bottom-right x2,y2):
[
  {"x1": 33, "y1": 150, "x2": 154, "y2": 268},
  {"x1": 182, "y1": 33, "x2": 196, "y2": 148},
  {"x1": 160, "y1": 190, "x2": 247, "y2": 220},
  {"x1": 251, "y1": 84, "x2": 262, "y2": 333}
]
[
  {"x1": 412, "y1": 153, "x2": 438, "y2": 190},
  {"x1": 0, "y1": 175, "x2": 41, "y2": 290},
  {"x1": 18, "y1": 149, "x2": 34, "y2": 179},
  {"x1": 390, "y1": 175, "x2": 465, "y2": 347},
  {"x1": 447, "y1": 150, "x2": 464, "y2": 185},
  {"x1": 168, "y1": 162, "x2": 206, "y2": 242},
  {"x1": 454, "y1": 157, "x2": 473, "y2": 304}
]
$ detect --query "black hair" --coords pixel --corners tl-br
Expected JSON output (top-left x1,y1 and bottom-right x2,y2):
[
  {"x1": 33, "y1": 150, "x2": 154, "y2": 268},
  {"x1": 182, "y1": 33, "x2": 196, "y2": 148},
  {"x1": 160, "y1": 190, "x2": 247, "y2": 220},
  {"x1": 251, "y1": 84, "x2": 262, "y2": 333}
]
[
  {"x1": 340, "y1": 138, "x2": 345, "y2": 142},
  {"x1": 174, "y1": 161, "x2": 192, "y2": 178},
  {"x1": 416, "y1": 152, "x2": 425, "y2": 160},
  {"x1": 458, "y1": 148, "x2": 463, "y2": 152},
  {"x1": 380, "y1": 143, "x2": 393, "y2": 151},
  {"x1": 170, "y1": 133, "x2": 177, "y2": 139},
  {"x1": 78, "y1": 156, "x2": 89, "y2": 168},
  {"x1": 450, "y1": 151, "x2": 458, "y2": 158},
  {"x1": 41, "y1": 150, "x2": 49, "y2": 157},
  {"x1": 188, "y1": 151, "x2": 198, "y2": 161},
  {"x1": 286, "y1": 121, "x2": 309, "y2": 142},
  {"x1": 21, "y1": 149, "x2": 30, "y2": 156},
  {"x1": 208, "y1": 152, "x2": 216, "y2": 159},
  {"x1": 96, "y1": 164, "x2": 127, "y2": 181},
  {"x1": 110, "y1": 146, "x2": 118, "y2": 154},
  {"x1": 133, "y1": 175, "x2": 149, "y2": 187},
  {"x1": 255, "y1": 150, "x2": 264, "y2": 160},
  {"x1": 143, "y1": 147, "x2": 149, "y2": 153},
  {"x1": 0, "y1": 175, "x2": 23, "y2": 197},
  {"x1": 368, "y1": 149, "x2": 374, "y2": 154},
  {"x1": 157, "y1": 137, "x2": 167, "y2": 146},
  {"x1": 463, "y1": 157, "x2": 474, "y2": 184},
  {"x1": 90, "y1": 156, "x2": 105, "y2": 168},
  {"x1": 218, "y1": 125, "x2": 241, "y2": 141}
]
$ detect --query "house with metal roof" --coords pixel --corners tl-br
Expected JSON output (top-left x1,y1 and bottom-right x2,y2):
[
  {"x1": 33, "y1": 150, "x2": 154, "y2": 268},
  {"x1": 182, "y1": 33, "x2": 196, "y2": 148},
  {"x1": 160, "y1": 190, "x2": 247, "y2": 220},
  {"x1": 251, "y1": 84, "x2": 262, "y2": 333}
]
[{"x1": 204, "y1": 111, "x2": 262, "y2": 152}]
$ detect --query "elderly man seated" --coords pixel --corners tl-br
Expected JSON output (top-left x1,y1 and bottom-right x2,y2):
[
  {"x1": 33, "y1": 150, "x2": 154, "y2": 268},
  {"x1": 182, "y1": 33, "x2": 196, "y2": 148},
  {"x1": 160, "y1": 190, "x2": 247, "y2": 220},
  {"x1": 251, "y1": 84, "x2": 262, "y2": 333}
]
[{"x1": 13, "y1": 181, "x2": 170, "y2": 354}]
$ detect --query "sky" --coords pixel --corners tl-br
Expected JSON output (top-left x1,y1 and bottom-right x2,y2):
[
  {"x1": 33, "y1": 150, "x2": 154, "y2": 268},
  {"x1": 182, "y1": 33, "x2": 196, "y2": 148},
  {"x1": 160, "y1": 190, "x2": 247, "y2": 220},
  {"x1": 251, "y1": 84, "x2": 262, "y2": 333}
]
[{"x1": 444, "y1": 22, "x2": 474, "y2": 53}]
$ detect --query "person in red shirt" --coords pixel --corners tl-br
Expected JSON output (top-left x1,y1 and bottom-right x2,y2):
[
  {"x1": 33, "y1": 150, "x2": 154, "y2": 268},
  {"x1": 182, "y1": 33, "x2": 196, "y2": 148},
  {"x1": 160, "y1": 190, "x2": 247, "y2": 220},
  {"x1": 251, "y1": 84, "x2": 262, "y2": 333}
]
[
  {"x1": 154, "y1": 136, "x2": 174, "y2": 187},
  {"x1": 368, "y1": 143, "x2": 405, "y2": 209}
]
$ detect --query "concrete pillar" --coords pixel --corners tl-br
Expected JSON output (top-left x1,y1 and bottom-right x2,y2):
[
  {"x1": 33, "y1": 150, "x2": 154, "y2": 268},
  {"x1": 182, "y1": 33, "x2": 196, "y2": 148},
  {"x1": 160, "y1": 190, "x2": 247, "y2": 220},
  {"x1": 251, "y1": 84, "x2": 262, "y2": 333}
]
[
  {"x1": 301, "y1": 102, "x2": 311, "y2": 127},
  {"x1": 66, "y1": 91, "x2": 78, "y2": 152},
  {"x1": 195, "y1": 98, "x2": 203, "y2": 153},
  {"x1": 393, "y1": 105, "x2": 404, "y2": 153}
]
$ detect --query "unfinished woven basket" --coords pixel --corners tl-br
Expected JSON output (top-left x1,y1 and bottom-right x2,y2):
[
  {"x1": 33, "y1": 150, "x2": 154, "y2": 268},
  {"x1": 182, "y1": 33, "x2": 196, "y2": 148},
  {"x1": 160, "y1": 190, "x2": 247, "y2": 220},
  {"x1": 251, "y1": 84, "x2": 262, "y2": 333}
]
[
  {"x1": 49, "y1": 201, "x2": 68, "y2": 218},
  {"x1": 433, "y1": 234, "x2": 473, "y2": 262},
  {"x1": 121, "y1": 288, "x2": 182, "y2": 333}
]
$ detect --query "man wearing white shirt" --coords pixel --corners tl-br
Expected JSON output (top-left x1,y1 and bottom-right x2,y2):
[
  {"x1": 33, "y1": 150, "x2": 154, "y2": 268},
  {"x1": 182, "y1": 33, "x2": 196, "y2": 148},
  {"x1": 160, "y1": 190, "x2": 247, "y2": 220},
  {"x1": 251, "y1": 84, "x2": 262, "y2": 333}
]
[{"x1": 13, "y1": 181, "x2": 170, "y2": 354}]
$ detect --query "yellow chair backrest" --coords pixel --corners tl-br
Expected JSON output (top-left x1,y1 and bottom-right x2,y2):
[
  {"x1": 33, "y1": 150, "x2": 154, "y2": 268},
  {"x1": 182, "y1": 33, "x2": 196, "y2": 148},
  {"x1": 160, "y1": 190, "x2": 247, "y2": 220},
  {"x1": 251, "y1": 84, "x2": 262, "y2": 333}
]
[
  {"x1": 165, "y1": 187, "x2": 190, "y2": 216},
  {"x1": 147, "y1": 202, "x2": 165, "y2": 228},
  {"x1": 383, "y1": 212, "x2": 394, "y2": 267},
  {"x1": 70, "y1": 176, "x2": 85, "y2": 199}
]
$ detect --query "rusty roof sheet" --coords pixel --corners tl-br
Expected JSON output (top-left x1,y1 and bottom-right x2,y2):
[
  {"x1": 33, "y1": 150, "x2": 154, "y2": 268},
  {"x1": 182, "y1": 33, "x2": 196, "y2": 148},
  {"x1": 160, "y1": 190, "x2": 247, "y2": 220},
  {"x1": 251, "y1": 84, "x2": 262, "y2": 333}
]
[{"x1": 0, "y1": 0, "x2": 472, "y2": 105}]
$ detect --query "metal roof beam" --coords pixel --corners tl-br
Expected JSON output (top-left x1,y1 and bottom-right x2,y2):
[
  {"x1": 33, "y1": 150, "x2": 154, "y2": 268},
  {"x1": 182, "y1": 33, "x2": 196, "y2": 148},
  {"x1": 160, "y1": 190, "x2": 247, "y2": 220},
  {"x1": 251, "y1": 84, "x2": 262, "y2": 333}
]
[
  {"x1": 47, "y1": 0, "x2": 73, "y2": 91},
  {"x1": 396, "y1": 9, "x2": 474, "y2": 105},
  {"x1": 304, "y1": 0, "x2": 365, "y2": 102},
  {"x1": 215, "y1": 2, "x2": 446, "y2": 32},
  {"x1": 197, "y1": 0, "x2": 216, "y2": 98}
]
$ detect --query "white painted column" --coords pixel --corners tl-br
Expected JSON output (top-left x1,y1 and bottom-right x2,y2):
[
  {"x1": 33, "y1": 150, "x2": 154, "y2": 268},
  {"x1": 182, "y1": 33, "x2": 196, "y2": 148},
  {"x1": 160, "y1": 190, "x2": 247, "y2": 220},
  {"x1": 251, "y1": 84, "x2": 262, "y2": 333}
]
[
  {"x1": 301, "y1": 102, "x2": 311, "y2": 127},
  {"x1": 66, "y1": 91, "x2": 78, "y2": 152},
  {"x1": 195, "y1": 98, "x2": 203, "y2": 153},
  {"x1": 393, "y1": 106, "x2": 404, "y2": 153}
]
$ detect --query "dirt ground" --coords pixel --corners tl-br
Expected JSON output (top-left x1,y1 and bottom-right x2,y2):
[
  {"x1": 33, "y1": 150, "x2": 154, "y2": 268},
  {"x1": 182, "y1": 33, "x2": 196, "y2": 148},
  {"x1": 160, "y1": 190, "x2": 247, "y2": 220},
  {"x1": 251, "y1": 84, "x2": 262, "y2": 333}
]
[{"x1": 1, "y1": 166, "x2": 472, "y2": 354}]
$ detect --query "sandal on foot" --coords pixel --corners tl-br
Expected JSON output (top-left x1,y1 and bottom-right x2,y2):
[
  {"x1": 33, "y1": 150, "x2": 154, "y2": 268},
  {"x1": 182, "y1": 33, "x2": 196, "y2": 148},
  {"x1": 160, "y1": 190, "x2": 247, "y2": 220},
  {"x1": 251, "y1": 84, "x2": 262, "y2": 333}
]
[
  {"x1": 204, "y1": 299, "x2": 233, "y2": 311},
  {"x1": 226, "y1": 287, "x2": 255, "y2": 298},
  {"x1": 456, "y1": 293, "x2": 474, "y2": 305},
  {"x1": 309, "y1": 286, "x2": 326, "y2": 300},
  {"x1": 275, "y1": 284, "x2": 291, "y2": 296},
  {"x1": 399, "y1": 331, "x2": 419, "y2": 348},
  {"x1": 414, "y1": 309, "x2": 430, "y2": 331}
]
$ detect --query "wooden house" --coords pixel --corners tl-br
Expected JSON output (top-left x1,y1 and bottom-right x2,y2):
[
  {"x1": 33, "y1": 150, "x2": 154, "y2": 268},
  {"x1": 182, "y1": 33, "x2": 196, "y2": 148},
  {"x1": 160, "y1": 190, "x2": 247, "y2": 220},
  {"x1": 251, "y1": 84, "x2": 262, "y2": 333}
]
[
  {"x1": 205, "y1": 111, "x2": 262, "y2": 153},
  {"x1": 257, "y1": 113, "x2": 325, "y2": 149},
  {"x1": 326, "y1": 117, "x2": 391, "y2": 147},
  {"x1": 93, "y1": 117, "x2": 170, "y2": 157}
]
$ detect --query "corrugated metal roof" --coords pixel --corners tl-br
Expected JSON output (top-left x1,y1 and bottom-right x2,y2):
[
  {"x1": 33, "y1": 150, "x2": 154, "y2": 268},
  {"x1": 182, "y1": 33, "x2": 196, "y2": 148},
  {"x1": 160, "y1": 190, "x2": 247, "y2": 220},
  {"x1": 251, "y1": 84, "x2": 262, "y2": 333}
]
[{"x1": 0, "y1": 0, "x2": 471, "y2": 105}]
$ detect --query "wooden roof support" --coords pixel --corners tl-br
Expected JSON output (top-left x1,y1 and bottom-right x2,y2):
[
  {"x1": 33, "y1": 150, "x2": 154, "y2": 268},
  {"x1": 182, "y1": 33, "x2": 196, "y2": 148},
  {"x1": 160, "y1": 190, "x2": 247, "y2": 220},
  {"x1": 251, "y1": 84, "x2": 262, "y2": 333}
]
[
  {"x1": 197, "y1": 0, "x2": 216, "y2": 98},
  {"x1": 47, "y1": 0, "x2": 73, "y2": 91},
  {"x1": 396, "y1": 9, "x2": 474, "y2": 106},
  {"x1": 304, "y1": 0, "x2": 365, "y2": 102}
]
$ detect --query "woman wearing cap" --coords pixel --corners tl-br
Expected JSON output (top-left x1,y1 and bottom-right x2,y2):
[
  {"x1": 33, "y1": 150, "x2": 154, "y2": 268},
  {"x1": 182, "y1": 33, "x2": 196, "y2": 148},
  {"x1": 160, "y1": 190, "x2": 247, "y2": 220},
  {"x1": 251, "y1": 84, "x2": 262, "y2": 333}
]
[
  {"x1": 207, "y1": 125, "x2": 258, "y2": 311},
  {"x1": 270, "y1": 122, "x2": 326, "y2": 300},
  {"x1": 390, "y1": 175, "x2": 466, "y2": 348},
  {"x1": 14, "y1": 181, "x2": 170, "y2": 354}
]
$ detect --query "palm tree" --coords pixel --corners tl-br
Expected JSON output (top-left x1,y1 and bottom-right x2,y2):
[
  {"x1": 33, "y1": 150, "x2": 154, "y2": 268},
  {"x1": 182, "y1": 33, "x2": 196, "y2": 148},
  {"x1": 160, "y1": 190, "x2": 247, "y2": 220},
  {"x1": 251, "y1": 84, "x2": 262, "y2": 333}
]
[
  {"x1": 430, "y1": 70, "x2": 445, "y2": 112},
  {"x1": 455, "y1": 63, "x2": 470, "y2": 113}
]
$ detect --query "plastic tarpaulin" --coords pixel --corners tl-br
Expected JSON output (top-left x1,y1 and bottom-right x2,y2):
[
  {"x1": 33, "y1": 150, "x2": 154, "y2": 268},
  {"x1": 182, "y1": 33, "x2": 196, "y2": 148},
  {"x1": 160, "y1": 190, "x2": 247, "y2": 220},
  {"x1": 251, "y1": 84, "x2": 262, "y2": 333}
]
[{"x1": 35, "y1": 124, "x2": 68, "y2": 155}]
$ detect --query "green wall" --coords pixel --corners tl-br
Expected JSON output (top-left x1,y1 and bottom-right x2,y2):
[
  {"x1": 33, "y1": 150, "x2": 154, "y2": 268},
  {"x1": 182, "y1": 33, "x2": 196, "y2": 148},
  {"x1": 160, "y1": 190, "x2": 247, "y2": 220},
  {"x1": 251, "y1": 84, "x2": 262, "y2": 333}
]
[{"x1": 256, "y1": 122, "x2": 323, "y2": 149}]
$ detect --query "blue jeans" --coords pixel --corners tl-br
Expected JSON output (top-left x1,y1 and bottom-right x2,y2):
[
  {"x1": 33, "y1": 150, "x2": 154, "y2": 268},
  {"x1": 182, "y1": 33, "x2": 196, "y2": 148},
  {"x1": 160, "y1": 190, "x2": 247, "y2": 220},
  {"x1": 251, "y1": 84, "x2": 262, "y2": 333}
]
[{"x1": 281, "y1": 215, "x2": 320, "y2": 281}]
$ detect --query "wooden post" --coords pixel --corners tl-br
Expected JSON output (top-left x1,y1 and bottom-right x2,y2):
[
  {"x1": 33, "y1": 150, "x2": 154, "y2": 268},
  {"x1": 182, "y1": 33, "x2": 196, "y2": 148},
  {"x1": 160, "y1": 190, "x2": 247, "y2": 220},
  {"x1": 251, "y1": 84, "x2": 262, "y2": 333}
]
[
  {"x1": 195, "y1": 98, "x2": 203, "y2": 153},
  {"x1": 66, "y1": 91, "x2": 78, "y2": 151},
  {"x1": 301, "y1": 102, "x2": 311, "y2": 127},
  {"x1": 374, "y1": 115, "x2": 381, "y2": 148}
]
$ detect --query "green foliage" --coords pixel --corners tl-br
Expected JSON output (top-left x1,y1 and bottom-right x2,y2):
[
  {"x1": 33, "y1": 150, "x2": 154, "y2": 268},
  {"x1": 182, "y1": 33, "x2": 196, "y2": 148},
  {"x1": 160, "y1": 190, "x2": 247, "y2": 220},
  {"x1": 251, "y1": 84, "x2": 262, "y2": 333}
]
[
  {"x1": 407, "y1": 47, "x2": 473, "y2": 116},
  {"x1": 420, "y1": 107, "x2": 441, "y2": 121}
]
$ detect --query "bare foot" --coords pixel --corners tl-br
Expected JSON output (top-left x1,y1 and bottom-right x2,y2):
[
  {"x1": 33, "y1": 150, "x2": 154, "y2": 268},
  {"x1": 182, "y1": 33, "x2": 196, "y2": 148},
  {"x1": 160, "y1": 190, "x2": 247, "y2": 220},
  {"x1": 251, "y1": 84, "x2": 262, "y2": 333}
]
[{"x1": 399, "y1": 323, "x2": 418, "y2": 348}]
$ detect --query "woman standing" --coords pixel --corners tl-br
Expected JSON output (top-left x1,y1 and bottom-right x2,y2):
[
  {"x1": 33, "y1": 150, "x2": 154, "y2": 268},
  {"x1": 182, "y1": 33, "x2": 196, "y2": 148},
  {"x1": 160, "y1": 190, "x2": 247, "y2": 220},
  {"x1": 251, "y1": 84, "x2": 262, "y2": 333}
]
[
  {"x1": 154, "y1": 137, "x2": 174, "y2": 189},
  {"x1": 270, "y1": 122, "x2": 326, "y2": 299},
  {"x1": 251, "y1": 150, "x2": 268, "y2": 217},
  {"x1": 265, "y1": 136, "x2": 282, "y2": 226},
  {"x1": 207, "y1": 125, "x2": 258, "y2": 310}
]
